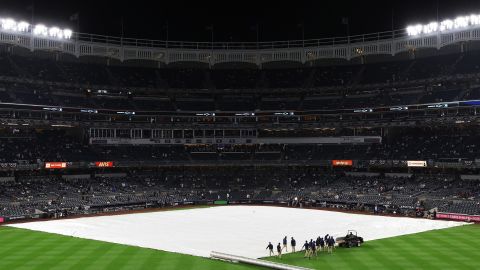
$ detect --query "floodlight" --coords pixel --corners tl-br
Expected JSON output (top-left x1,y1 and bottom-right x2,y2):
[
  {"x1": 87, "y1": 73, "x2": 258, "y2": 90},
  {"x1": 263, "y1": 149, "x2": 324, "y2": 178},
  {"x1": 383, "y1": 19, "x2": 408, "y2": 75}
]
[
  {"x1": 63, "y1": 29, "x2": 72, "y2": 39},
  {"x1": 423, "y1": 22, "x2": 438, "y2": 34},
  {"x1": 33, "y1": 24, "x2": 48, "y2": 36},
  {"x1": 440, "y1": 20, "x2": 453, "y2": 31},
  {"x1": 407, "y1": 13, "x2": 480, "y2": 36},
  {"x1": 17, "y1": 21, "x2": 29, "y2": 32},
  {"x1": 1, "y1": 18, "x2": 16, "y2": 31},
  {"x1": 406, "y1": 24, "x2": 422, "y2": 36},
  {"x1": 470, "y1": 15, "x2": 480, "y2": 25},
  {"x1": 454, "y1": 17, "x2": 469, "y2": 28},
  {"x1": 48, "y1": 27, "x2": 61, "y2": 38}
]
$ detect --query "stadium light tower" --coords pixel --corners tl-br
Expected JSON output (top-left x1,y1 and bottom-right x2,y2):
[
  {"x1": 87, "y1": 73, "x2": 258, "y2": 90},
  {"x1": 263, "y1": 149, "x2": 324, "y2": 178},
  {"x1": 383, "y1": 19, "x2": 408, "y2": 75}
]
[
  {"x1": 0, "y1": 16, "x2": 72, "y2": 40},
  {"x1": 407, "y1": 14, "x2": 480, "y2": 36}
]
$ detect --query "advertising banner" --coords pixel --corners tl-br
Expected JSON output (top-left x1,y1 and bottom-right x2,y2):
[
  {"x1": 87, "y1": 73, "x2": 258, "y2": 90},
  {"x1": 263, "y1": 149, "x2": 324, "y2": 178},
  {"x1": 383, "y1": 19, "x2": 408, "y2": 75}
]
[
  {"x1": 45, "y1": 162, "x2": 67, "y2": 169},
  {"x1": 95, "y1": 161, "x2": 114, "y2": 168},
  {"x1": 332, "y1": 160, "x2": 353, "y2": 166},
  {"x1": 437, "y1": 213, "x2": 480, "y2": 222},
  {"x1": 407, "y1": 160, "x2": 427, "y2": 167}
]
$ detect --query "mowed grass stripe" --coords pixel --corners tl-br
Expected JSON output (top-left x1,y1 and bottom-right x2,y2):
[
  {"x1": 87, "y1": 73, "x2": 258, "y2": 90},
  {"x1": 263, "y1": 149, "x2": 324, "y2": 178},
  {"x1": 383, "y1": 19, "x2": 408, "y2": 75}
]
[
  {"x1": 1, "y1": 232, "x2": 67, "y2": 270},
  {"x1": 0, "y1": 229, "x2": 45, "y2": 260},
  {"x1": 396, "y1": 227, "x2": 475, "y2": 268},
  {"x1": 86, "y1": 244, "x2": 136, "y2": 270},
  {"x1": 104, "y1": 245, "x2": 143, "y2": 270},
  {"x1": 440, "y1": 226, "x2": 480, "y2": 248},
  {"x1": 421, "y1": 231, "x2": 478, "y2": 268},
  {"x1": 39, "y1": 237, "x2": 96, "y2": 270},
  {"x1": 0, "y1": 226, "x2": 262, "y2": 270},
  {"x1": 394, "y1": 234, "x2": 450, "y2": 269},
  {"x1": 63, "y1": 239, "x2": 123, "y2": 270},
  {"x1": 351, "y1": 238, "x2": 418, "y2": 269},
  {"x1": 138, "y1": 249, "x2": 166, "y2": 270},
  {"x1": 0, "y1": 229, "x2": 57, "y2": 259}
]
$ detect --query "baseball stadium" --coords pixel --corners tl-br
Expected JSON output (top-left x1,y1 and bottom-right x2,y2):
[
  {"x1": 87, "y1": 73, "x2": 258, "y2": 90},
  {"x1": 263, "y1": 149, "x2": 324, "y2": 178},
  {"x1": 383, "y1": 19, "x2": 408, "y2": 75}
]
[{"x1": 0, "y1": 1, "x2": 478, "y2": 269}]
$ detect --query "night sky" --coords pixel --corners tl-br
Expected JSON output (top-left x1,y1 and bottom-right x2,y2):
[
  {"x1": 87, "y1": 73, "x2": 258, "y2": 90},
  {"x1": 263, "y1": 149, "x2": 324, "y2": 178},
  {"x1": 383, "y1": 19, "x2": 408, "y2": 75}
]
[{"x1": 1, "y1": 0, "x2": 479, "y2": 42}]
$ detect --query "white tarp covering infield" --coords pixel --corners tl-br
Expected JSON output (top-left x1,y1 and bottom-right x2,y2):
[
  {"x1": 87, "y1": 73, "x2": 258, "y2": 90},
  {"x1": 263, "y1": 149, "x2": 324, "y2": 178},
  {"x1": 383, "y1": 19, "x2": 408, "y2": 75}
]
[{"x1": 9, "y1": 206, "x2": 466, "y2": 258}]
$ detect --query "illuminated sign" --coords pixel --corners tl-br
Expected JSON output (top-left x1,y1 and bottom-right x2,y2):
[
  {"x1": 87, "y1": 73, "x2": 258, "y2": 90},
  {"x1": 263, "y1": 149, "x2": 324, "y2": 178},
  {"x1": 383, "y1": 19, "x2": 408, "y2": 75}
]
[
  {"x1": 43, "y1": 107, "x2": 63, "y2": 112},
  {"x1": 353, "y1": 108, "x2": 373, "y2": 113},
  {"x1": 389, "y1": 106, "x2": 408, "y2": 111},
  {"x1": 407, "y1": 160, "x2": 427, "y2": 167},
  {"x1": 45, "y1": 162, "x2": 67, "y2": 169},
  {"x1": 332, "y1": 160, "x2": 353, "y2": 166},
  {"x1": 95, "y1": 161, "x2": 114, "y2": 168},
  {"x1": 427, "y1": 103, "x2": 448, "y2": 108},
  {"x1": 80, "y1": 109, "x2": 98, "y2": 113},
  {"x1": 274, "y1": 112, "x2": 295, "y2": 116}
]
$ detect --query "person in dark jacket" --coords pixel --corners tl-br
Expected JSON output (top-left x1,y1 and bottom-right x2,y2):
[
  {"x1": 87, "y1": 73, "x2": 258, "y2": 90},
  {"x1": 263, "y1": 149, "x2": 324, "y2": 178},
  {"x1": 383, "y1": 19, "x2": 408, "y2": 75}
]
[
  {"x1": 266, "y1": 242, "x2": 274, "y2": 256},
  {"x1": 311, "y1": 239, "x2": 317, "y2": 257},
  {"x1": 282, "y1": 236, "x2": 288, "y2": 252},
  {"x1": 316, "y1": 236, "x2": 321, "y2": 248},
  {"x1": 327, "y1": 236, "x2": 335, "y2": 253},
  {"x1": 290, "y1": 237, "x2": 296, "y2": 253},
  {"x1": 302, "y1": 240, "x2": 310, "y2": 258},
  {"x1": 319, "y1": 237, "x2": 325, "y2": 252},
  {"x1": 277, "y1": 243, "x2": 282, "y2": 258}
]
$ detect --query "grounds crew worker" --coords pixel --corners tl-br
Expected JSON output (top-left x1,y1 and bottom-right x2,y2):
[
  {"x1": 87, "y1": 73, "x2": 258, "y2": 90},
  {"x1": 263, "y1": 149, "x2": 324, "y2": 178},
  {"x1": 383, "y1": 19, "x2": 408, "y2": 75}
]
[
  {"x1": 310, "y1": 239, "x2": 317, "y2": 257},
  {"x1": 282, "y1": 236, "x2": 288, "y2": 252},
  {"x1": 266, "y1": 242, "x2": 274, "y2": 256},
  {"x1": 290, "y1": 237, "x2": 296, "y2": 253},
  {"x1": 302, "y1": 240, "x2": 310, "y2": 258}
]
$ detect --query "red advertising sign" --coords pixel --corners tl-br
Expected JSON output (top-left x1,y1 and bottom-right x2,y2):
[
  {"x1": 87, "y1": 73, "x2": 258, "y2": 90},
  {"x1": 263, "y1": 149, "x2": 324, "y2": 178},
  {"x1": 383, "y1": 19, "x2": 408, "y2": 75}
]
[
  {"x1": 95, "y1": 161, "x2": 114, "y2": 168},
  {"x1": 45, "y1": 162, "x2": 67, "y2": 169},
  {"x1": 437, "y1": 213, "x2": 480, "y2": 222},
  {"x1": 332, "y1": 160, "x2": 353, "y2": 166},
  {"x1": 0, "y1": 217, "x2": 4, "y2": 223}
]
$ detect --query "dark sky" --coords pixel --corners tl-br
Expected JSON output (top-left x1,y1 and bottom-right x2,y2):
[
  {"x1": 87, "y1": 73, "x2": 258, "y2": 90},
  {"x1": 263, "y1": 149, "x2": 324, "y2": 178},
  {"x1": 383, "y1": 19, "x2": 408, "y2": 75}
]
[{"x1": 1, "y1": 0, "x2": 479, "y2": 42}]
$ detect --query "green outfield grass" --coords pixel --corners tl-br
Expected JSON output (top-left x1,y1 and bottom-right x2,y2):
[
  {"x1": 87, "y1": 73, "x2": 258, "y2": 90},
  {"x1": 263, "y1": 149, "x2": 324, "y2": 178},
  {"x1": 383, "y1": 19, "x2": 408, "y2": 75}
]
[
  {"x1": 0, "y1": 223, "x2": 477, "y2": 270},
  {"x1": 265, "y1": 224, "x2": 480, "y2": 270},
  {"x1": 0, "y1": 226, "x2": 263, "y2": 270}
]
